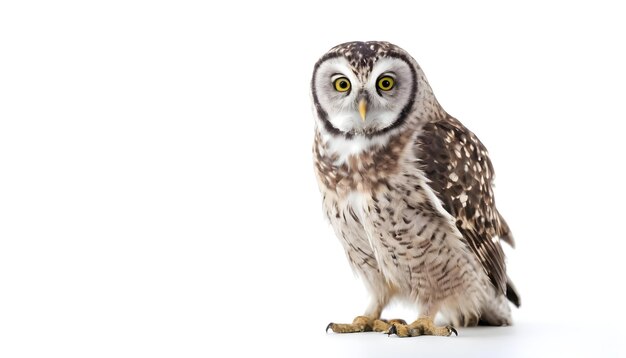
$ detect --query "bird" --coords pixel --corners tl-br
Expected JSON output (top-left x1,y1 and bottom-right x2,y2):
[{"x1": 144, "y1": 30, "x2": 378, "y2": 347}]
[{"x1": 311, "y1": 41, "x2": 520, "y2": 337}]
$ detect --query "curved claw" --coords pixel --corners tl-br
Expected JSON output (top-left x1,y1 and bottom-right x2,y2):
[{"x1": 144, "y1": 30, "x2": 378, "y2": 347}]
[
  {"x1": 387, "y1": 324, "x2": 397, "y2": 336},
  {"x1": 326, "y1": 322, "x2": 334, "y2": 333},
  {"x1": 448, "y1": 326, "x2": 458, "y2": 336}
]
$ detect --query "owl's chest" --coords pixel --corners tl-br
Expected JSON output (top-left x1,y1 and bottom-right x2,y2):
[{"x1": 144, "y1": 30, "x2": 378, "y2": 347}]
[
  {"x1": 325, "y1": 183, "x2": 447, "y2": 287},
  {"x1": 323, "y1": 178, "x2": 427, "y2": 241},
  {"x1": 313, "y1": 130, "x2": 415, "y2": 197},
  {"x1": 322, "y1": 189, "x2": 370, "y2": 231},
  {"x1": 315, "y1": 158, "x2": 396, "y2": 199},
  {"x1": 317, "y1": 154, "x2": 427, "y2": 235}
]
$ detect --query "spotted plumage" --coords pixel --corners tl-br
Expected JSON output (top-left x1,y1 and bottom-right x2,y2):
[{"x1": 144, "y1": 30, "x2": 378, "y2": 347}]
[{"x1": 312, "y1": 41, "x2": 519, "y2": 334}]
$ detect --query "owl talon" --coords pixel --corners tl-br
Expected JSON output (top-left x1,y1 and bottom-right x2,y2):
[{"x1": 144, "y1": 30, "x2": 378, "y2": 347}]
[
  {"x1": 326, "y1": 323, "x2": 334, "y2": 333},
  {"x1": 448, "y1": 326, "x2": 458, "y2": 336},
  {"x1": 387, "y1": 324, "x2": 397, "y2": 336}
]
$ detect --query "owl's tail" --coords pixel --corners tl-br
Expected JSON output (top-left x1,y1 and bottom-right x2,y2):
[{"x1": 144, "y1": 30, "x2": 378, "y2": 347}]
[
  {"x1": 506, "y1": 275, "x2": 521, "y2": 308},
  {"x1": 497, "y1": 211, "x2": 520, "y2": 307}
]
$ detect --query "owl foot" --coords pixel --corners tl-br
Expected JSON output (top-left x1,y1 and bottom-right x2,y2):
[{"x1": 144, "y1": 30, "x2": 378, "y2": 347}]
[
  {"x1": 388, "y1": 317, "x2": 457, "y2": 337},
  {"x1": 326, "y1": 316, "x2": 407, "y2": 333}
]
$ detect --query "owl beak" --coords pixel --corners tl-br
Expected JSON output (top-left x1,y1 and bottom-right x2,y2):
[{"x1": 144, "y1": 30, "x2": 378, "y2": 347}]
[{"x1": 358, "y1": 98, "x2": 367, "y2": 122}]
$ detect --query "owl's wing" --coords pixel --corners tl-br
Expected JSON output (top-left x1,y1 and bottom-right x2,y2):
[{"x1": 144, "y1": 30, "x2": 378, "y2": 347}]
[{"x1": 415, "y1": 116, "x2": 519, "y2": 306}]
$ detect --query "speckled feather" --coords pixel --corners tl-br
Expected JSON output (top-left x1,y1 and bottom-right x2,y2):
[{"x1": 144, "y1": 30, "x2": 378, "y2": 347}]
[{"x1": 416, "y1": 116, "x2": 519, "y2": 307}]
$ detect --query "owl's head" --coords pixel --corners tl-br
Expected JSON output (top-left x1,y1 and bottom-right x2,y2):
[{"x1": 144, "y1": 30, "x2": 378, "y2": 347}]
[{"x1": 311, "y1": 41, "x2": 437, "y2": 139}]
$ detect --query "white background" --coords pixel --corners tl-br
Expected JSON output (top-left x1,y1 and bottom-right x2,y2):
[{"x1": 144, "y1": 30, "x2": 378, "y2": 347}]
[{"x1": 1, "y1": 1, "x2": 625, "y2": 357}]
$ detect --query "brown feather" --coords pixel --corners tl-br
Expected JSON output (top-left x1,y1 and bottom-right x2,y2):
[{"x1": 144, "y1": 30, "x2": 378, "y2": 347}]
[{"x1": 415, "y1": 115, "x2": 515, "y2": 298}]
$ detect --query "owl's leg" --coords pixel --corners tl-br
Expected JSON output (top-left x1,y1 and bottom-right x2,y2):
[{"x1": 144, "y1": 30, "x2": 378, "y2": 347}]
[
  {"x1": 326, "y1": 316, "x2": 406, "y2": 333},
  {"x1": 326, "y1": 286, "x2": 402, "y2": 334},
  {"x1": 363, "y1": 296, "x2": 407, "y2": 333},
  {"x1": 388, "y1": 302, "x2": 457, "y2": 337},
  {"x1": 388, "y1": 317, "x2": 457, "y2": 337}
]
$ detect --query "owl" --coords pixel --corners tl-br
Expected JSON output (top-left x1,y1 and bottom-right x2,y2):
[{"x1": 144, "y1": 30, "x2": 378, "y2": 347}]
[{"x1": 312, "y1": 41, "x2": 520, "y2": 337}]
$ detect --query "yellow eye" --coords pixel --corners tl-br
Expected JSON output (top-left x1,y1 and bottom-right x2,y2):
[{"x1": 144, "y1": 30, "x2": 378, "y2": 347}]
[
  {"x1": 377, "y1": 76, "x2": 395, "y2": 91},
  {"x1": 333, "y1": 77, "x2": 351, "y2": 92}
]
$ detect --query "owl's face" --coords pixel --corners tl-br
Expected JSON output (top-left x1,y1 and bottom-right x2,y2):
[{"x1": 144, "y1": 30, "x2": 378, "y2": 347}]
[{"x1": 311, "y1": 42, "x2": 421, "y2": 137}]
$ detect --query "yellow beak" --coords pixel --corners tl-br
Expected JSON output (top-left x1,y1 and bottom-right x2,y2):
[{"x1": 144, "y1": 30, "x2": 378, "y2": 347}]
[{"x1": 358, "y1": 98, "x2": 367, "y2": 122}]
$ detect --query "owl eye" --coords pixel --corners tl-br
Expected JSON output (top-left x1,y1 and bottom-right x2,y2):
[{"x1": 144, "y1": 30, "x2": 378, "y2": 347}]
[
  {"x1": 333, "y1": 77, "x2": 351, "y2": 92},
  {"x1": 377, "y1": 76, "x2": 395, "y2": 91}
]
